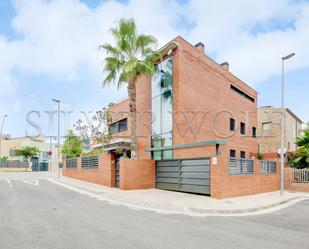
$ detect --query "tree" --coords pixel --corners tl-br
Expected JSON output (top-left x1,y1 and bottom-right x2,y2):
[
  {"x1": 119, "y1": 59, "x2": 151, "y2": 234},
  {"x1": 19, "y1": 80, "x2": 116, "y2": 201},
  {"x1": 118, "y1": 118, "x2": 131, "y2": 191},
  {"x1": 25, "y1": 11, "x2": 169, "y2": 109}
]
[
  {"x1": 14, "y1": 146, "x2": 40, "y2": 162},
  {"x1": 101, "y1": 18, "x2": 160, "y2": 158},
  {"x1": 73, "y1": 106, "x2": 113, "y2": 153},
  {"x1": 0, "y1": 156, "x2": 8, "y2": 162},
  {"x1": 61, "y1": 130, "x2": 83, "y2": 158},
  {"x1": 288, "y1": 123, "x2": 309, "y2": 169},
  {"x1": 296, "y1": 123, "x2": 309, "y2": 148}
]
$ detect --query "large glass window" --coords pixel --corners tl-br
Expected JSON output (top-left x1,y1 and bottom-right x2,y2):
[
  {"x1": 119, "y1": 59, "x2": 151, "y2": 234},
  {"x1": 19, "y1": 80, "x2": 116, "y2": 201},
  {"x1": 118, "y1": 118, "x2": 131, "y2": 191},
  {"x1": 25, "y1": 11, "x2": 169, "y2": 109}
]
[
  {"x1": 109, "y1": 118, "x2": 128, "y2": 134},
  {"x1": 151, "y1": 58, "x2": 173, "y2": 160}
]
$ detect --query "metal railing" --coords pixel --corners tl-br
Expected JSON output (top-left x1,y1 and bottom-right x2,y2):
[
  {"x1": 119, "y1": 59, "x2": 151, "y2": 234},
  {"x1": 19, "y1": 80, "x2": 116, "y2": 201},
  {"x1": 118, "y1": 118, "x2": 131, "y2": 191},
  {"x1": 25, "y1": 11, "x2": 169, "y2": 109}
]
[
  {"x1": 229, "y1": 158, "x2": 254, "y2": 175},
  {"x1": 81, "y1": 155, "x2": 99, "y2": 169},
  {"x1": 260, "y1": 160, "x2": 277, "y2": 174},
  {"x1": 66, "y1": 158, "x2": 77, "y2": 168},
  {"x1": 0, "y1": 161, "x2": 29, "y2": 168},
  {"x1": 293, "y1": 169, "x2": 309, "y2": 183}
]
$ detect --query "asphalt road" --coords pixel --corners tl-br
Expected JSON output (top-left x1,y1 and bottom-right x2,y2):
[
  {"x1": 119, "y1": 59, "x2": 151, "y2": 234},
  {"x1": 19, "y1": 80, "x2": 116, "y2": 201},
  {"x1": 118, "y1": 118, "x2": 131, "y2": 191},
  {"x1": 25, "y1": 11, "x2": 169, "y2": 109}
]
[{"x1": 0, "y1": 176, "x2": 308, "y2": 249}]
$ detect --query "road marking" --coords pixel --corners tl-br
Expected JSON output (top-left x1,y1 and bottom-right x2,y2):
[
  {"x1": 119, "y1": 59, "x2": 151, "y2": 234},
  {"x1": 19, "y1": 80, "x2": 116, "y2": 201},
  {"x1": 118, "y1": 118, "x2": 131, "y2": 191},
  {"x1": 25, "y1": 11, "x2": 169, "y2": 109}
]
[
  {"x1": 22, "y1": 180, "x2": 39, "y2": 186},
  {"x1": 6, "y1": 179, "x2": 13, "y2": 188}
]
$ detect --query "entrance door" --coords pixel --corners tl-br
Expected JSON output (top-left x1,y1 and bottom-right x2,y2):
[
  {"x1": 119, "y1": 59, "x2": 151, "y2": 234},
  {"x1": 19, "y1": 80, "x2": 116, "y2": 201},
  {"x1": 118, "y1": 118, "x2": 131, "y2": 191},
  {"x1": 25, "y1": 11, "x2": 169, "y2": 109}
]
[
  {"x1": 115, "y1": 155, "x2": 121, "y2": 187},
  {"x1": 156, "y1": 158, "x2": 210, "y2": 195}
]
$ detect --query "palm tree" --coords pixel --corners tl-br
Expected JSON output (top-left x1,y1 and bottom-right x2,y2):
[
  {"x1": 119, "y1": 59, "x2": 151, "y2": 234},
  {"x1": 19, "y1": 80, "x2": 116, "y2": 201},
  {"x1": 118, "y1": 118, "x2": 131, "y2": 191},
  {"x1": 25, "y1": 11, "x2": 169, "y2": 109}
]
[{"x1": 101, "y1": 19, "x2": 159, "y2": 158}]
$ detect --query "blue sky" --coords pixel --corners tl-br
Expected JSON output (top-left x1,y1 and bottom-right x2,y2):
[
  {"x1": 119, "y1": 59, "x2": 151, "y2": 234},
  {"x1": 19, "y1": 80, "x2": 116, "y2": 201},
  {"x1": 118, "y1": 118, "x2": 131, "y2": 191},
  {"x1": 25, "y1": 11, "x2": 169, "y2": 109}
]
[{"x1": 0, "y1": 0, "x2": 308, "y2": 139}]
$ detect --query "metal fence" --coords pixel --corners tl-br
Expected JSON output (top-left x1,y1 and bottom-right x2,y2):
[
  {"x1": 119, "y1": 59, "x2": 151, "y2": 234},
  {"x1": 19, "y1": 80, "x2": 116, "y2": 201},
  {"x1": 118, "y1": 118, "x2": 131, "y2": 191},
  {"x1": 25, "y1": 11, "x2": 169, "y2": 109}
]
[
  {"x1": 66, "y1": 158, "x2": 77, "y2": 168},
  {"x1": 81, "y1": 155, "x2": 99, "y2": 169},
  {"x1": 0, "y1": 161, "x2": 29, "y2": 168},
  {"x1": 293, "y1": 169, "x2": 309, "y2": 183},
  {"x1": 229, "y1": 158, "x2": 254, "y2": 175},
  {"x1": 260, "y1": 160, "x2": 277, "y2": 174}
]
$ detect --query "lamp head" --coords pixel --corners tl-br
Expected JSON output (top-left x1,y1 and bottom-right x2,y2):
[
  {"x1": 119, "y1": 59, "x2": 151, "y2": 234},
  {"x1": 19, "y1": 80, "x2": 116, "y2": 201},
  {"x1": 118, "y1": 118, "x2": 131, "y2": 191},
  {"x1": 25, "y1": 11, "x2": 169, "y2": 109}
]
[{"x1": 282, "y1": 53, "x2": 295, "y2": 60}]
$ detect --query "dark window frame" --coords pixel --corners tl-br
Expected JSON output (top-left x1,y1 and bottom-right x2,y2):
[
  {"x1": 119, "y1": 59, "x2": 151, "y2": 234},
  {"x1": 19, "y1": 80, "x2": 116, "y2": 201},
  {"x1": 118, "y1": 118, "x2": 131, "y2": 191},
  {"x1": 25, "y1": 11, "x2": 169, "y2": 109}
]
[
  {"x1": 240, "y1": 151, "x2": 246, "y2": 159},
  {"x1": 109, "y1": 118, "x2": 128, "y2": 134},
  {"x1": 230, "y1": 149, "x2": 236, "y2": 158},
  {"x1": 230, "y1": 85, "x2": 255, "y2": 103},
  {"x1": 252, "y1": 127, "x2": 256, "y2": 137},
  {"x1": 240, "y1": 122, "x2": 246, "y2": 135},
  {"x1": 230, "y1": 118, "x2": 235, "y2": 131}
]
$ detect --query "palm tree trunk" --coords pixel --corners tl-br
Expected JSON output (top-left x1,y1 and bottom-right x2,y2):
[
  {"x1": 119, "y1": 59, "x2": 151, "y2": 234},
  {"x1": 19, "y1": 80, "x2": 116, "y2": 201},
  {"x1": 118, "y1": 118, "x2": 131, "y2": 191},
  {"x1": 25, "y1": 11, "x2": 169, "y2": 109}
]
[{"x1": 128, "y1": 80, "x2": 137, "y2": 159}]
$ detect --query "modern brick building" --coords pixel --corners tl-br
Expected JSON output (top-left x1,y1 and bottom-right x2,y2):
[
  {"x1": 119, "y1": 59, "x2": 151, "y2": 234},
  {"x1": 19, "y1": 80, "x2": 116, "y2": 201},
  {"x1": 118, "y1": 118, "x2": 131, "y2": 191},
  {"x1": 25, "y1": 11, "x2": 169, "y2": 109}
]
[{"x1": 63, "y1": 36, "x2": 280, "y2": 199}]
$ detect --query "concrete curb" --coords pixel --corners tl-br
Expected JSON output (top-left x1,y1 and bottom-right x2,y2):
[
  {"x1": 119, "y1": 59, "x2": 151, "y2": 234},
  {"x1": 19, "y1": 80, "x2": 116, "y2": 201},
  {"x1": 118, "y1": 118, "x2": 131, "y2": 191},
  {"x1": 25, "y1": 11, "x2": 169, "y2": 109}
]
[
  {"x1": 187, "y1": 196, "x2": 309, "y2": 214},
  {"x1": 47, "y1": 178, "x2": 309, "y2": 217}
]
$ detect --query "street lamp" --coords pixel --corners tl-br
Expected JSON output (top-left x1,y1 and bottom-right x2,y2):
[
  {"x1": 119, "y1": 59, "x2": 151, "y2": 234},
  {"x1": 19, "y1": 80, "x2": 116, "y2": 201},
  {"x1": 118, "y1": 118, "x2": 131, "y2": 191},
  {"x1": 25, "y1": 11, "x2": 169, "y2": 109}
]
[
  {"x1": 0, "y1": 115, "x2": 8, "y2": 157},
  {"x1": 280, "y1": 52, "x2": 295, "y2": 196},
  {"x1": 52, "y1": 98, "x2": 61, "y2": 178}
]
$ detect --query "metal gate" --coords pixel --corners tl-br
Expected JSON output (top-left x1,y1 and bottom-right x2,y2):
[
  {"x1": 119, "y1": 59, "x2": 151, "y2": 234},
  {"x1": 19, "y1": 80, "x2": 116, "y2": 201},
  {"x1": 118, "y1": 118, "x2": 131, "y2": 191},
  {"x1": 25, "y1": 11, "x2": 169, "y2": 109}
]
[
  {"x1": 156, "y1": 158, "x2": 210, "y2": 195},
  {"x1": 115, "y1": 157, "x2": 120, "y2": 187}
]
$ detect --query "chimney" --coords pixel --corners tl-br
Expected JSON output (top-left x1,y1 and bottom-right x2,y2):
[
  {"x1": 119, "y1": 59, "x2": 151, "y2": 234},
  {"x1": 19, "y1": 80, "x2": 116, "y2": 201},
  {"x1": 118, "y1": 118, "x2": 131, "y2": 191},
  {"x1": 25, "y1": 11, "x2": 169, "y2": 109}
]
[
  {"x1": 194, "y1": 42, "x2": 205, "y2": 53},
  {"x1": 220, "y1": 62, "x2": 229, "y2": 71}
]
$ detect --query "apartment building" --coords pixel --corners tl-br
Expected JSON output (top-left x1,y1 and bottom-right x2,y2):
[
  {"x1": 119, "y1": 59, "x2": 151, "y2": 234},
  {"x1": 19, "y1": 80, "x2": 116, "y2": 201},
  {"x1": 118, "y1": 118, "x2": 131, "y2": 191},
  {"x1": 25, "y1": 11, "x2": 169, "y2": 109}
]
[{"x1": 257, "y1": 106, "x2": 303, "y2": 154}]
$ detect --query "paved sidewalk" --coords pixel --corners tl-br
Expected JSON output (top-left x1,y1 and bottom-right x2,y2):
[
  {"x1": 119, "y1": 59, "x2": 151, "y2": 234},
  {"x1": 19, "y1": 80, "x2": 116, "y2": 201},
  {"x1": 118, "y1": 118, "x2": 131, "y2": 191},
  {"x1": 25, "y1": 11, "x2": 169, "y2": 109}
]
[{"x1": 49, "y1": 176, "x2": 309, "y2": 216}]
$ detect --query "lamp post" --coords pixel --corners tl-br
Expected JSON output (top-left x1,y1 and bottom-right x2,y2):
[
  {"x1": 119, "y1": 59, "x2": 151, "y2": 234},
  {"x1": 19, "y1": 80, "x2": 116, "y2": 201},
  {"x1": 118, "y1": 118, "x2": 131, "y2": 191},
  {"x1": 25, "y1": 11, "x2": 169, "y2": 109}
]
[
  {"x1": 0, "y1": 115, "x2": 8, "y2": 157},
  {"x1": 52, "y1": 99, "x2": 61, "y2": 178},
  {"x1": 280, "y1": 52, "x2": 295, "y2": 196}
]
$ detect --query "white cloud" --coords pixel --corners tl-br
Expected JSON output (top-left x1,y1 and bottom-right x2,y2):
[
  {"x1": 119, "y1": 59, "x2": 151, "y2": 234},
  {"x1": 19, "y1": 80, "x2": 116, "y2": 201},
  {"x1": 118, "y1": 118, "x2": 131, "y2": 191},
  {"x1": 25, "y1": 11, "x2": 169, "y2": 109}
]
[
  {"x1": 0, "y1": 0, "x2": 308, "y2": 97},
  {"x1": 186, "y1": 0, "x2": 309, "y2": 84}
]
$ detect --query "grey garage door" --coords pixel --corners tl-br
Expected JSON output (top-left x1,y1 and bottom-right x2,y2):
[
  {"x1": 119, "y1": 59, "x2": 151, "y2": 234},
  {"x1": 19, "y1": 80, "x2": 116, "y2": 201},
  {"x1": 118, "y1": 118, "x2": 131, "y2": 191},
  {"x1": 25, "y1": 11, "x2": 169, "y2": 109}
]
[{"x1": 156, "y1": 158, "x2": 210, "y2": 195}]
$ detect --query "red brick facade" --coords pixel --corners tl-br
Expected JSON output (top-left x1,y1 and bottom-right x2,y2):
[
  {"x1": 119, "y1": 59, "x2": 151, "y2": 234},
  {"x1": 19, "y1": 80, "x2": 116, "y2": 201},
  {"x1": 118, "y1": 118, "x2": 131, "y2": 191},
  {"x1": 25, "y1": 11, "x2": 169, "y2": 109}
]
[
  {"x1": 119, "y1": 158, "x2": 155, "y2": 190},
  {"x1": 285, "y1": 168, "x2": 309, "y2": 192},
  {"x1": 211, "y1": 157, "x2": 280, "y2": 199},
  {"x1": 62, "y1": 36, "x2": 299, "y2": 199},
  {"x1": 63, "y1": 153, "x2": 116, "y2": 187}
]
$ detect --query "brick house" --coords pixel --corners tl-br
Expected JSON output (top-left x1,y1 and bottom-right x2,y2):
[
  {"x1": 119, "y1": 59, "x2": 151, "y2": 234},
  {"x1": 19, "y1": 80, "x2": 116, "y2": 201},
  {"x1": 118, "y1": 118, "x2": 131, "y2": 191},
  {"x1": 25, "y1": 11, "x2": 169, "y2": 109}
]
[
  {"x1": 257, "y1": 106, "x2": 303, "y2": 157},
  {"x1": 63, "y1": 36, "x2": 280, "y2": 199}
]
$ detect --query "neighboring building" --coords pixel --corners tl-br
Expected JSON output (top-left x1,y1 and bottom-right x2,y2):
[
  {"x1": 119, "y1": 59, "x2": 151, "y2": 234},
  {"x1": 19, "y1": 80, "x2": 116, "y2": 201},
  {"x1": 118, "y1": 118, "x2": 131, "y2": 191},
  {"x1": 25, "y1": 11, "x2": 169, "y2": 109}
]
[
  {"x1": 0, "y1": 135, "x2": 59, "y2": 170},
  {"x1": 257, "y1": 106, "x2": 303, "y2": 154},
  {"x1": 64, "y1": 36, "x2": 281, "y2": 199}
]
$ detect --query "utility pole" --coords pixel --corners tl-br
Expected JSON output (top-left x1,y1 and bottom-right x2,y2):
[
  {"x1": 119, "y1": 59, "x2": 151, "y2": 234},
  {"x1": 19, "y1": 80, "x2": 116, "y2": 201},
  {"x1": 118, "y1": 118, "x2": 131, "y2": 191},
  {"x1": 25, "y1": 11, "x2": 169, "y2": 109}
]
[
  {"x1": 280, "y1": 52, "x2": 295, "y2": 196},
  {"x1": 52, "y1": 99, "x2": 61, "y2": 178},
  {"x1": 0, "y1": 115, "x2": 8, "y2": 157}
]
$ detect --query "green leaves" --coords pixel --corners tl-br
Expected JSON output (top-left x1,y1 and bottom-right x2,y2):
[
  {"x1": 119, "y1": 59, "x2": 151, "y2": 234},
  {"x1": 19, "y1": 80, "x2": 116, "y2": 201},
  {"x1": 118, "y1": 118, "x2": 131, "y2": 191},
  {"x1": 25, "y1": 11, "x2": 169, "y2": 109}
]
[
  {"x1": 289, "y1": 123, "x2": 309, "y2": 168},
  {"x1": 61, "y1": 130, "x2": 83, "y2": 158},
  {"x1": 101, "y1": 18, "x2": 158, "y2": 87},
  {"x1": 14, "y1": 146, "x2": 40, "y2": 160}
]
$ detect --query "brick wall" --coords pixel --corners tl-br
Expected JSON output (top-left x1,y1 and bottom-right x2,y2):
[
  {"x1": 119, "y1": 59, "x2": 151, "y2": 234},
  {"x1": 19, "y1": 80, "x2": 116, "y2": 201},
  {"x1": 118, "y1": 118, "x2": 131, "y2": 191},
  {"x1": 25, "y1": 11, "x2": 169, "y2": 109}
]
[
  {"x1": 62, "y1": 153, "x2": 116, "y2": 187},
  {"x1": 285, "y1": 168, "x2": 309, "y2": 192},
  {"x1": 211, "y1": 157, "x2": 280, "y2": 199},
  {"x1": 119, "y1": 158, "x2": 155, "y2": 190}
]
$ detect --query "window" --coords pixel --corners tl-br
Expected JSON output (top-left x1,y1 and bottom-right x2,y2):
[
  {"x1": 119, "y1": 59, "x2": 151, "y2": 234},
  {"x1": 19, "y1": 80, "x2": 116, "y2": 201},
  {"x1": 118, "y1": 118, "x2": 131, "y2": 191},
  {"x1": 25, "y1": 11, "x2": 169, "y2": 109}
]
[
  {"x1": 109, "y1": 118, "x2": 128, "y2": 134},
  {"x1": 240, "y1": 122, "x2": 246, "y2": 135},
  {"x1": 151, "y1": 58, "x2": 173, "y2": 160},
  {"x1": 230, "y1": 85, "x2": 255, "y2": 102},
  {"x1": 252, "y1": 127, "x2": 256, "y2": 137},
  {"x1": 230, "y1": 149, "x2": 236, "y2": 158},
  {"x1": 230, "y1": 118, "x2": 235, "y2": 131},
  {"x1": 240, "y1": 151, "x2": 246, "y2": 159},
  {"x1": 118, "y1": 119, "x2": 128, "y2": 132},
  {"x1": 262, "y1": 122, "x2": 272, "y2": 131}
]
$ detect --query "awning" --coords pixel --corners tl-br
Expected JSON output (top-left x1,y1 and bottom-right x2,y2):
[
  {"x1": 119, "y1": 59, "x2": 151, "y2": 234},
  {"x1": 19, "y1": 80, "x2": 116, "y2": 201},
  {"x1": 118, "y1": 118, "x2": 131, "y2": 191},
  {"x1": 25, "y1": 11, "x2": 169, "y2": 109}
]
[
  {"x1": 145, "y1": 140, "x2": 227, "y2": 152},
  {"x1": 96, "y1": 138, "x2": 132, "y2": 152}
]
